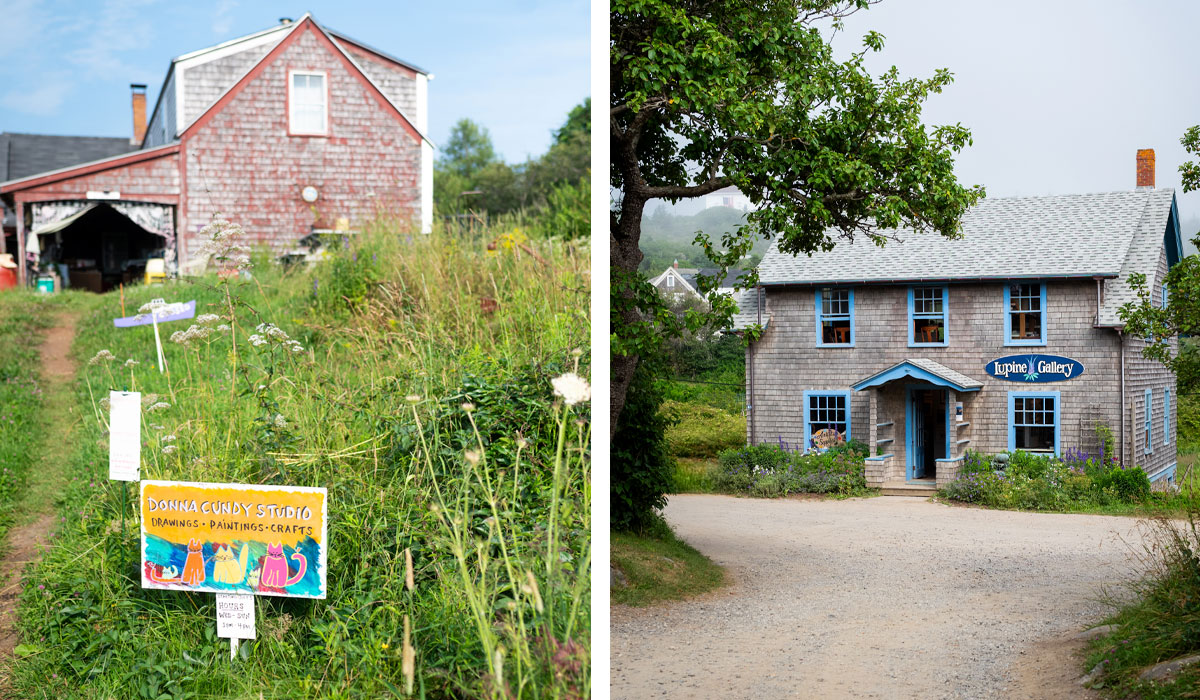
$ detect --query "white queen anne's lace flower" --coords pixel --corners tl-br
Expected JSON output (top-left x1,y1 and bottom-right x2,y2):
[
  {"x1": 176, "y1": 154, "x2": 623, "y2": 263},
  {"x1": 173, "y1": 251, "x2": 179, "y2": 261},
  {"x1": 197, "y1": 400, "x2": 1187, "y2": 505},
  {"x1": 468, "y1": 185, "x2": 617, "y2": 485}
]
[
  {"x1": 196, "y1": 314, "x2": 222, "y2": 325},
  {"x1": 124, "y1": 358, "x2": 139, "y2": 368},
  {"x1": 162, "y1": 445, "x2": 178, "y2": 455},
  {"x1": 88, "y1": 350, "x2": 116, "y2": 366},
  {"x1": 147, "y1": 402, "x2": 171, "y2": 412},
  {"x1": 551, "y1": 373, "x2": 591, "y2": 406}
]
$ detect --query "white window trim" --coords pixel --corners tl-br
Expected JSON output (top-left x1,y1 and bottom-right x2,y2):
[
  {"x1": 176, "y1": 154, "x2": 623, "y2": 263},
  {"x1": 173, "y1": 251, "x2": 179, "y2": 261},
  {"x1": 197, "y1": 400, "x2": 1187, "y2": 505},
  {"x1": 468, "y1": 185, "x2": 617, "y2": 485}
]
[{"x1": 288, "y1": 69, "x2": 329, "y2": 137}]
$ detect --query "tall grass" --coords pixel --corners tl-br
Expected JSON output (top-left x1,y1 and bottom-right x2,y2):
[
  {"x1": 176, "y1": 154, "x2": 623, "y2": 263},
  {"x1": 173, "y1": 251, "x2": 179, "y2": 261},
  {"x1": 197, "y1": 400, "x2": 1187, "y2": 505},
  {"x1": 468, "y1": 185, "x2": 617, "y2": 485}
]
[{"x1": 5, "y1": 219, "x2": 590, "y2": 698}]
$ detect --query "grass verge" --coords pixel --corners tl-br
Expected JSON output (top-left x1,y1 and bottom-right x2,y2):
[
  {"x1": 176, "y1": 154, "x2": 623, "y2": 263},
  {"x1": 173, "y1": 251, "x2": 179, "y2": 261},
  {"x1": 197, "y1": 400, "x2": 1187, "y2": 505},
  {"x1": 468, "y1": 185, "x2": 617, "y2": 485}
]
[
  {"x1": 671, "y1": 458, "x2": 719, "y2": 494},
  {"x1": 611, "y1": 517, "x2": 725, "y2": 607},
  {"x1": 1082, "y1": 515, "x2": 1200, "y2": 697}
]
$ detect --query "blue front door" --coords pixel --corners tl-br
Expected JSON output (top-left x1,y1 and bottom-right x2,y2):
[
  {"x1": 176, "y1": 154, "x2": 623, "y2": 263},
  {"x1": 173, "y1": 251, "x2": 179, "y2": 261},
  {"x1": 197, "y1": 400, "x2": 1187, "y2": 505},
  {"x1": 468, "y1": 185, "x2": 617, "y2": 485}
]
[
  {"x1": 907, "y1": 388, "x2": 946, "y2": 481},
  {"x1": 909, "y1": 390, "x2": 927, "y2": 479}
]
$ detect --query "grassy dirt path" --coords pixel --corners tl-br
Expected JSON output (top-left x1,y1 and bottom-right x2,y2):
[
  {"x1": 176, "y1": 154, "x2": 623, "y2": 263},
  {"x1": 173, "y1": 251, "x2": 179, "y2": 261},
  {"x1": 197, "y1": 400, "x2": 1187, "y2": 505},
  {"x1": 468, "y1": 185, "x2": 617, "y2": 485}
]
[{"x1": 0, "y1": 311, "x2": 78, "y2": 658}]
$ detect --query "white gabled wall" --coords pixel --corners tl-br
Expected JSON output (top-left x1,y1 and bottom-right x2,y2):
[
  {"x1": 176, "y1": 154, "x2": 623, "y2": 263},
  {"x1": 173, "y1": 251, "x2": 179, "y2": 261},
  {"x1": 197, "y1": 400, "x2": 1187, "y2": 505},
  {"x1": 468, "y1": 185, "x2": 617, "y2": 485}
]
[{"x1": 417, "y1": 72, "x2": 432, "y2": 233}]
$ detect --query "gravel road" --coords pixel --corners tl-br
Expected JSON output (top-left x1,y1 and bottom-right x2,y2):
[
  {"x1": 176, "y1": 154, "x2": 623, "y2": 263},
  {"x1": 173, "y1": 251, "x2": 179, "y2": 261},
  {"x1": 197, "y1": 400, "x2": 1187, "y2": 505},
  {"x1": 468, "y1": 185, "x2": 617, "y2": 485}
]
[{"x1": 611, "y1": 494, "x2": 1153, "y2": 699}]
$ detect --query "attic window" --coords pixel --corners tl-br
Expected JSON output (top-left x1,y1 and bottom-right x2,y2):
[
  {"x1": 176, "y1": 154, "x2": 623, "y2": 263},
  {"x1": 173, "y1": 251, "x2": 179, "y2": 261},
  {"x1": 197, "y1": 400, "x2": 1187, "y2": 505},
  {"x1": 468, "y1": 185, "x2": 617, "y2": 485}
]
[{"x1": 289, "y1": 71, "x2": 327, "y2": 135}]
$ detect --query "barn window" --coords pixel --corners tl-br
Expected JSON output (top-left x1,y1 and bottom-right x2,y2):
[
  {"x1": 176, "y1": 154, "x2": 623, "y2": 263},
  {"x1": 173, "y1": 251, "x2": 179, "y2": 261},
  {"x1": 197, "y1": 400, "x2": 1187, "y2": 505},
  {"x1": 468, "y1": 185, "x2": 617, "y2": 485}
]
[{"x1": 289, "y1": 71, "x2": 327, "y2": 135}]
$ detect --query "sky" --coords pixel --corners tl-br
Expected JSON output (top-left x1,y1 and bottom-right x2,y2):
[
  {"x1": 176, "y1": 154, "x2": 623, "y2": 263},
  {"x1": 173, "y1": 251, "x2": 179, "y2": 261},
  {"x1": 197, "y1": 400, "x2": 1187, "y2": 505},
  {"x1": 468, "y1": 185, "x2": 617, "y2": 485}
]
[
  {"x1": 837, "y1": 0, "x2": 1200, "y2": 227},
  {"x1": 0, "y1": 0, "x2": 589, "y2": 163},
  {"x1": 656, "y1": 1, "x2": 1200, "y2": 232}
]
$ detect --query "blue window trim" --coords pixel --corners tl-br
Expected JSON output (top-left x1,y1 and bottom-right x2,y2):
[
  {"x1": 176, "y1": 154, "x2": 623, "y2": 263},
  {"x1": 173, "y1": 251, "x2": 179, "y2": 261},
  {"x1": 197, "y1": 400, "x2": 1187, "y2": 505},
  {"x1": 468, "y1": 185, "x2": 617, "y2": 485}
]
[
  {"x1": 907, "y1": 286, "x2": 949, "y2": 347},
  {"x1": 1007, "y1": 390, "x2": 1061, "y2": 457},
  {"x1": 814, "y1": 288, "x2": 855, "y2": 347},
  {"x1": 1164, "y1": 389, "x2": 1171, "y2": 446},
  {"x1": 1145, "y1": 388, "x2": 1153, "y2": 454},
  {"x1": 1003, "y1": 282, "x2": 1048, "y2": 347},
  {"x1": 1162, "y1": 284, "x2": 1169, "y2": 309},
  {"x1": 802, "y1": 390, "x2": 851, "y2": 452}
]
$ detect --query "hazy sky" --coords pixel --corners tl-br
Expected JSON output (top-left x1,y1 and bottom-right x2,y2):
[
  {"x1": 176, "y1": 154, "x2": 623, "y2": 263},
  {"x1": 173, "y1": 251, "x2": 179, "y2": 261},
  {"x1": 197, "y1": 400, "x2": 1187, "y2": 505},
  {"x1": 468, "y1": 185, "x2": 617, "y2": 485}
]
[
  {"x1": 0, "y1": 0, "x2": 589, "y2": 163},
  {"x1": 838, "y1": 0, "x2": 1200, "y2": 226}
]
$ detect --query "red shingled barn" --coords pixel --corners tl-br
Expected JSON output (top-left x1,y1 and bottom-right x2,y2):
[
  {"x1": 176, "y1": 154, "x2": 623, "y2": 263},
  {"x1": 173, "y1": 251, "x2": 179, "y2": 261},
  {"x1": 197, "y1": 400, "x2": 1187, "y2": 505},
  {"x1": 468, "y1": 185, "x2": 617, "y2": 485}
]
[{"x1": 0, "y1": 14, "x2": 432, "y2": 289}]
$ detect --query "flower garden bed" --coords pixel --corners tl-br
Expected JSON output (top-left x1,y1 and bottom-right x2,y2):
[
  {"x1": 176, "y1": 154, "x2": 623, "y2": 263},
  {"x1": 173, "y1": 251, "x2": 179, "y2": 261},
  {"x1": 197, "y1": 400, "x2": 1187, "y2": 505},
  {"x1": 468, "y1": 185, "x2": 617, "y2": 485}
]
[
  {"x1": 714, "y1": 442, "x2": 870, "y2": 498},
  {"x1": 940, "y1": 449, "x2": 1159, "y2": 511}
]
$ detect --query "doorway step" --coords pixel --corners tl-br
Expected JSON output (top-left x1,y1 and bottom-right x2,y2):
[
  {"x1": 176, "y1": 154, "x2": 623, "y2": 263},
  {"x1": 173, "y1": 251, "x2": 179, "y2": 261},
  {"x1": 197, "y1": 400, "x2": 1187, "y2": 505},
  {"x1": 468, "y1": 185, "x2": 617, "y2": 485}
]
[{"x1": 881, "y1": 480, "x2": 937, "y2": 497}]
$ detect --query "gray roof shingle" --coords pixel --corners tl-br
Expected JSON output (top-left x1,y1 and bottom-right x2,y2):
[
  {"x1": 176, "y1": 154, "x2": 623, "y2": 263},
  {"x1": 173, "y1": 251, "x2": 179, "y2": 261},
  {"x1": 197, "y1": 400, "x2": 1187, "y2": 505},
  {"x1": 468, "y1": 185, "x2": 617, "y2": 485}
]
[
  {"x1": 756, "y1": 189, "x2": 1175, "y2": 286},
  {"x1": 0, "y1": 132, "x2": 135, "y2": 183}
]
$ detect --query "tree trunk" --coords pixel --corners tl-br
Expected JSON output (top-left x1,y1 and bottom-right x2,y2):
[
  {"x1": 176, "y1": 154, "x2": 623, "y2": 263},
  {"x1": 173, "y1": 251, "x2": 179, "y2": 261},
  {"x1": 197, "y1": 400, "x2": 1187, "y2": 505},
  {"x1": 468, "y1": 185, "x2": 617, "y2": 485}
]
[{"x1": 610, "y1": 187, "x2": 649, "y2": 437}]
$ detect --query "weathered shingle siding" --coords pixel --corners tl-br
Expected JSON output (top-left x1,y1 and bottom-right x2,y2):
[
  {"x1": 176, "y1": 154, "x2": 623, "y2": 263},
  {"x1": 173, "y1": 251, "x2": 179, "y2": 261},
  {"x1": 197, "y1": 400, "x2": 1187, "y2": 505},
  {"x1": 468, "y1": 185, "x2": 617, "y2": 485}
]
[
  {"x1": 338, "y1": 43, "x2": 417, "y2": 119},
  {"x1": 748, "y1": 281, "x2": 1124, "y2": 466},
  {"x1": 182, "y1": 28, "x2": 421, "y2": 266},
  {"x1": 1122, "y1": 246, "x2": 1177, "y2": 474},
  {"x1": 181, "y1": 39, "x2": 281, "y2": 128},
  {"x1": 11, "y1": 153, "x2": 180, "y2": 201},
  {"x1": 144, "y1": 71, "x2": 177, "y2": 148}
]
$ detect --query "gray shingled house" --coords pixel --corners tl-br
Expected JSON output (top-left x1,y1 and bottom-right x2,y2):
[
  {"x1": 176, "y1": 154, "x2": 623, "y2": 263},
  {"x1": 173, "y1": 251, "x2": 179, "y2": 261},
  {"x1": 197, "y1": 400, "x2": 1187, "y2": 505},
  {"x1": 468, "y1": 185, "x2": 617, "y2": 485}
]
[{"x1": 734, "y1": 151, "x2": 1182, "y2": 492}]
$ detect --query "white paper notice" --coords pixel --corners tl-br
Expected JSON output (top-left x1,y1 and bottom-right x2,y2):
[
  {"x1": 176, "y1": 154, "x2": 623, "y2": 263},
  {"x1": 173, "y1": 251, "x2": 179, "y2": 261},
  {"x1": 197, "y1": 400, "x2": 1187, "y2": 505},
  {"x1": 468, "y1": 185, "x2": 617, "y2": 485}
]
[
  {"x1": 216, "y1": 594, "x2": 256, "y2": 640},
  {"x1": 108, "y1": 391, "x2": 141, "y2": 481}
]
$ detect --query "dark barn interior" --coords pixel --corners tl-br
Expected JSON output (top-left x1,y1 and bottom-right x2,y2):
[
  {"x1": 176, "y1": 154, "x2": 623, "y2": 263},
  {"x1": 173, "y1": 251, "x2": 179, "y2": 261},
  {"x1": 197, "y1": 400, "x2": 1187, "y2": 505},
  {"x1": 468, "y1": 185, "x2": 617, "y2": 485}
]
[{"x1": 35, "y1": 203, "x2": 164, "y2": 292}]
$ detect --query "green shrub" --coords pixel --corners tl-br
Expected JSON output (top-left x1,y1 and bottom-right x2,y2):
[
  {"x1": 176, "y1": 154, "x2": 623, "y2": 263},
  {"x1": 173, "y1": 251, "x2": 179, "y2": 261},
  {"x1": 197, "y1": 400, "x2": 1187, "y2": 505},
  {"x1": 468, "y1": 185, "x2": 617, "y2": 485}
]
[
  {"x1": 612, "y1": 362, "x2": 674, "y2": 532},
  {"x1": 1094, "y1": 465, "x2": 1151, "y2": 502},
  {"x1": 660, "y1": 400, "x2": 745, "y2": 458}
]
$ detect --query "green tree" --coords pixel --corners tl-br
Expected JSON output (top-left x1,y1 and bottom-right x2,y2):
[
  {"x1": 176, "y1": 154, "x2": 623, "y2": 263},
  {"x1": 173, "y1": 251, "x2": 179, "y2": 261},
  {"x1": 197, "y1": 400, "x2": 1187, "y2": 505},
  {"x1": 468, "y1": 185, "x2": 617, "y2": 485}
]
[
  {"x1": 438, "y1": 118, "x2": 498, "y2": 179},
  {"x1": 611, "y1": 0, "x2": 982, "y2": 434},
  {"x1": 610, "y1": 0, "x2": 983, "y2": 527},
  {"x1": 1119, "y1": 125, "x2": 1200, "y2": 389}
]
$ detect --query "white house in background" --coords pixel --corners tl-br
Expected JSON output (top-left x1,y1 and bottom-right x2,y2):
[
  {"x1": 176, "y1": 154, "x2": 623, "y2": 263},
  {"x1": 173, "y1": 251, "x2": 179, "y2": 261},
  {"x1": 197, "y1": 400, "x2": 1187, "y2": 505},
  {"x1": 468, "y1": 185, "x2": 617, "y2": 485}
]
[
  {"x1": 650, "y1": 261, "x2": 747, "y2": 303},
  {"x1": 704, "y1": 186, "x2": 753, "y2": 211}
]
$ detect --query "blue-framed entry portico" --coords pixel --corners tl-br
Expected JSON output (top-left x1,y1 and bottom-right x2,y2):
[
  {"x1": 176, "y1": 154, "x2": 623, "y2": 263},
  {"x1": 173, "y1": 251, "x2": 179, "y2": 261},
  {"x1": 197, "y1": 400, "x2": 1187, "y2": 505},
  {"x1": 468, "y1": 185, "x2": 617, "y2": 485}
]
[{"x1": 853, "y1": 359, "x2": 983, "y2": 484}]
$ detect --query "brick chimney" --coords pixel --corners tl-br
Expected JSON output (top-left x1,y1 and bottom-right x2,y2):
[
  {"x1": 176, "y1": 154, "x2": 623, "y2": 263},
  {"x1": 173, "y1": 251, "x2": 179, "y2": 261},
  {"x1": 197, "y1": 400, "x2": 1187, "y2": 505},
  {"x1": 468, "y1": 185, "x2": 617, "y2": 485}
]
[
  {"x1": 1136, "y1": 148, "x2": 1155, "y2": 188},
  {"x1": 130, "y1": 84, "x2": 147, "y2": 146}
]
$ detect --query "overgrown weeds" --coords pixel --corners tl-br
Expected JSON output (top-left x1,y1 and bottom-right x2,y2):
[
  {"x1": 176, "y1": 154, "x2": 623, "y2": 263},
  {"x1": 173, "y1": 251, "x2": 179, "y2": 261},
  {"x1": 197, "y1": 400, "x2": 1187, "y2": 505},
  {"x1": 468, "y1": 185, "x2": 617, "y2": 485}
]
[
  {"x1": 1083, "y1": 514, "x2": 1200, "y2": 697},
  {"x1": 4, "y1": 219, "x2": 590, "y2": 698}
]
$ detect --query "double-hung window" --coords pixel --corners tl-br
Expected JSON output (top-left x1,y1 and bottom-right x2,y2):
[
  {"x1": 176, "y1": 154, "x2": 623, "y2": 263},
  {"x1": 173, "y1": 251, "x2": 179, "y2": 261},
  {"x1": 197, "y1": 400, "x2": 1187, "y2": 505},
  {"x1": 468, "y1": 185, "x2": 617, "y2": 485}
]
[
  {"x1": 815, "y1": 288, "x2": 854, "y2": 346},
  {"x1": 908, "y1": 286, "x2": 948, "y2": 346},
  {"x1": 1008, "y1": 391, "x2": 1059, "y2": 456},
  {"x1": 1164, "y1": 389, "x2": 1171, "y2": 446},
  {"x1": 803, "y1": 391, "x2": 850, "y2": 451},
  {"x1": 1004, "y1": 283, "x2": 1046, "y2": 345},
  {"x1": 289, "y1": 71, "x2": 328, "y2": 135},
  {"x1": 1145, "y1": 389, "x2": 1153, "y2": 454}
]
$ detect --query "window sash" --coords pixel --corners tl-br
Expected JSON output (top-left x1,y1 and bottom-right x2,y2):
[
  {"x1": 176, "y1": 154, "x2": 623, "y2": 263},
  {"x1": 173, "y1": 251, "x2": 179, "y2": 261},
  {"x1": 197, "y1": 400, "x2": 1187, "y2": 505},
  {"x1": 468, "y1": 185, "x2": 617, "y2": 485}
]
[
  {"x1": 815, "y1": 289, "x2": 853, "y2": 346},
  {"x1": 1005, "y1": 283, "x2": 1045, "y2": 345},
  {"x1": 1145, "y1": 389, "x2": 1153, "y2": 454},
  {"x1": 909, "y1": 286, "x2": 947, "y2": 346},
  {"x1": 1008, "y1": 392, "x2": 1059, "y2": 455},
  {"x1": 1165, "y1": 389, "x2": 1171, "y2": 445},
  {"x1": 804, "y1": 392, "x2": 850, "y2": 450},
  {"x1": 290, "y1": 72, "x2": 327, "y2": 134}
]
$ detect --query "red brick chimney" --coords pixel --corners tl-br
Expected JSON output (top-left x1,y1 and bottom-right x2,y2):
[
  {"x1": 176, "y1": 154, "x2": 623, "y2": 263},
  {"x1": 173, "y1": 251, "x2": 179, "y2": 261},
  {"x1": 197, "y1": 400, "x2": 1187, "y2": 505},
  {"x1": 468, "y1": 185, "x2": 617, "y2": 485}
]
[
  {"x1": 130, "y1": 84, "x2": 147, "y2": 146},
  {"x1": 1136, "y1": 148, "x2": 1155, "y2": 188}
]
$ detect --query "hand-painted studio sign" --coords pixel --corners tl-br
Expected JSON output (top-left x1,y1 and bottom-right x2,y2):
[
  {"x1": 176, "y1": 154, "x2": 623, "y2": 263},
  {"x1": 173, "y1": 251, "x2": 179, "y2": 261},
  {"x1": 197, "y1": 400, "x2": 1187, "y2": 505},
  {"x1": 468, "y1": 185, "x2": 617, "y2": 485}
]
[
  {"x1": 141, "y1": 481, "x2": 328, "y2": 599},
  {"x1": 986, "y1": 354, "x2": 1084, "y2": 383}
]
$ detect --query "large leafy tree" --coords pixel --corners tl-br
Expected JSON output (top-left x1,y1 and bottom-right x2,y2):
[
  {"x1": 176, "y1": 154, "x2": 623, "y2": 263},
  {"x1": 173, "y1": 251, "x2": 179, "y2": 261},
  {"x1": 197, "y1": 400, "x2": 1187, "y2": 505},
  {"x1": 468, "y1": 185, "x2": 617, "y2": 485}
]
[
  {"x1": 610, "y1": 0, "x2": 984, "y2": 436},
  {"x1": 1119, "y1": 125, "x2": 1200, "y2": 388}
]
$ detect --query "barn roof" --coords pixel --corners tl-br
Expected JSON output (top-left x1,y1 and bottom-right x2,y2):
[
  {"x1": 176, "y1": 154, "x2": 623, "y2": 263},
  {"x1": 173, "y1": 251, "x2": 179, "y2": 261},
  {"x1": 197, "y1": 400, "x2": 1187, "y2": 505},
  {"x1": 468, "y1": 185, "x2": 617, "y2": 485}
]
[{"x1": 0, "y1": 133, "x2": 135, "y2": 184}]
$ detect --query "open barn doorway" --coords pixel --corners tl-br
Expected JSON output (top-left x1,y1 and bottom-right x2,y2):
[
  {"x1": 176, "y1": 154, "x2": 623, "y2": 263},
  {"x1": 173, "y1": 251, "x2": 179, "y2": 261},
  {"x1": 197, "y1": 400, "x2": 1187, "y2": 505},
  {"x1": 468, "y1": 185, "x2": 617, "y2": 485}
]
[{"x1": 32, "y1": 203, "x2": 166, "y2": 292}]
